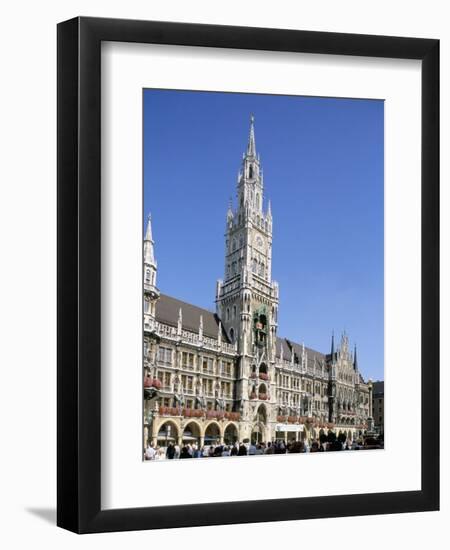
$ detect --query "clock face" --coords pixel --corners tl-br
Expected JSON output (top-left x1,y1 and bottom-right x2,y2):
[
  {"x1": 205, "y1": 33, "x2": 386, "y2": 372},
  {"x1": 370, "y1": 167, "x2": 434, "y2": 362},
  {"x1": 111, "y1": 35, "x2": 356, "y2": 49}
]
[{"x1": 255, "y1": 235, "x2": 264, "y2": 249}]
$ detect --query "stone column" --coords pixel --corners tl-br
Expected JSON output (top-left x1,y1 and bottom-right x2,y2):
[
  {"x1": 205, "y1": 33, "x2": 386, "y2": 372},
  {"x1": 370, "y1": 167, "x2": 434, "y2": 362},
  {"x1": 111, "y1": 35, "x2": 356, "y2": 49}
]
[{"x1": 144, "y1": 425, "x2": 149, "y2": 450}]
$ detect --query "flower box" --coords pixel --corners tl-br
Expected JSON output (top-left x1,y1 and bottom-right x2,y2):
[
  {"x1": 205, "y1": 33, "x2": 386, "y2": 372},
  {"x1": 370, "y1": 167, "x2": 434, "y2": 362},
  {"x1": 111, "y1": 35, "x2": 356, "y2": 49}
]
[
  {"x1": 206, "y1": 410, "x2": 225, "y2": 420},
  {"x1": 225, "y1": 411, "x2": 241, "y2": 421},
  {"x1": 144, "y1": 377, "x2": 162, "y2": 389}
]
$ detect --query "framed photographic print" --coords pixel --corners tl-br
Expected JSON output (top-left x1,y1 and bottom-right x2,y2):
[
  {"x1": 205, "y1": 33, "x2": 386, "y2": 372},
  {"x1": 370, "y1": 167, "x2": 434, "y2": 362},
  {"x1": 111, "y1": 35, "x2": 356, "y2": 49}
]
[{"x1": 57, "y1": 17, "x2": 439, "y2": 533}]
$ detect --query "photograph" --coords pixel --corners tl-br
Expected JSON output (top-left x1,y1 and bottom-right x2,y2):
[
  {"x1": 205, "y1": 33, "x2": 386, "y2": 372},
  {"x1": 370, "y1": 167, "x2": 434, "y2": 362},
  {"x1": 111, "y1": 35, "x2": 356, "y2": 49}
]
[{"x1": 142, "y1": 89, "x2": 385, "y2": 461}]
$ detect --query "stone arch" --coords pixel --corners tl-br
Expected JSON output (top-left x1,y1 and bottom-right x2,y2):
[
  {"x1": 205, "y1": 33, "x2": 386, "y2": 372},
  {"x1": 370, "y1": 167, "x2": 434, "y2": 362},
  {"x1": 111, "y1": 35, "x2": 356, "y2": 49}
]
[
  {"x1": 204, "y1": 421, "x2": 222, "y2": 445},
  {"x1": 182, "y1": 420, "x2": 202, "y2": 445},
  {"x1": 155, "y1": 419, "x2": 179, "y2": 446},
  {"x1": 258, "y1": 382, "x2": 268, "y2": 397},
  {"x1": 259, "y1": 362, "x2": 268, "y2": 374},
  {"x1": 255, "y1": 403, "x2": 268, "y2": 424},
  {"x1": 224, "y1": 422, "x2": 239, "y2": 445},
  {"x1": 251, "y1": 422, "x2": 265, "y2": 444}
]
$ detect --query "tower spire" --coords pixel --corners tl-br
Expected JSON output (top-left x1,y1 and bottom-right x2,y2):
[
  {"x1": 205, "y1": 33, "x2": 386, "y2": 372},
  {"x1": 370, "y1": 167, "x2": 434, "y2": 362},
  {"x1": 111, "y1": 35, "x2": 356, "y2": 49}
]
[
  {"x1": 353, "y1": 344, "x2": 358, "y2": 371},
  {"x1": 144, "y1": 214, "x2": 156, "y2": 267},
  {"x1": 247, "y1": 114, "x2": 256, "y2": 157}
]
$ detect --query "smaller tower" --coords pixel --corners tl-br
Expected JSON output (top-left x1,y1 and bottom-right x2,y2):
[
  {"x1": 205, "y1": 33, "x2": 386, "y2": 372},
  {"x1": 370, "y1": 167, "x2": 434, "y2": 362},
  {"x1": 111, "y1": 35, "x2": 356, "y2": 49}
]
[
  {"x1": 328, "y1": 331, "x2": 336, "y2": 422},
  {"x1": 144, "y1": 214, "x2": 160, "y2": 329},
  {"x1": 353, "y1": 344, "x2": 360, "y2": 388}
]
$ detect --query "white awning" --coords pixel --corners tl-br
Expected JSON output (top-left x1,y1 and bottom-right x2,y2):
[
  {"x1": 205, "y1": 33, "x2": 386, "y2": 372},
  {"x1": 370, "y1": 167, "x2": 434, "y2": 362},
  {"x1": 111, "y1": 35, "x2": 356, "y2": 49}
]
[{"x1": 276, "y1": 424, "x2": 304, "y2": 432}]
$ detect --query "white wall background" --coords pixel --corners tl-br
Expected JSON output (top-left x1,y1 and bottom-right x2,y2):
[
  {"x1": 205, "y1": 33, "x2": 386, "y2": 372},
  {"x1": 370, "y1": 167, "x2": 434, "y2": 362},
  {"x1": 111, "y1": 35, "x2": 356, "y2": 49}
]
[{"x1": 0, "y1": 0, "x2": 448, "y2": 547}]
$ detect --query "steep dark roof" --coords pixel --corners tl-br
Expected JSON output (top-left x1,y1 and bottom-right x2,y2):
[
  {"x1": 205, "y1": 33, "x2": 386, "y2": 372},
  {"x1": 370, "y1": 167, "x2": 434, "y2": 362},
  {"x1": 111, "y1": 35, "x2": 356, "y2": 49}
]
[
  {"x1": 275, "y1": 337, "x2": 291, "y2": 360},
  {"x1": 275, "y1": 337, "x2": 325, "y2": 368},
  {"x1": 372, "y1": 380, "x2": 384, "y2": 397},
  {"x1": 155, "y1": 294, "x2": 229, "y2": 341}
]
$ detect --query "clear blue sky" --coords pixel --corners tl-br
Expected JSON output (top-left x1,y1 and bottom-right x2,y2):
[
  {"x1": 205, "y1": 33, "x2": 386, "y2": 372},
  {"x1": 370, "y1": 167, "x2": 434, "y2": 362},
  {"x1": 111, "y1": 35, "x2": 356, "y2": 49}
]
[{"x1": 143, "y1": 89, "x2": 384, "y2": 382}]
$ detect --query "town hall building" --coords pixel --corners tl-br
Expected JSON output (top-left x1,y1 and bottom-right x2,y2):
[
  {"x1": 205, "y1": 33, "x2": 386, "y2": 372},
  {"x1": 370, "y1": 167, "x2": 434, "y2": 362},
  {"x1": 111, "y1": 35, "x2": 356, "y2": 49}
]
[{"x1": 143, "y1": 116, "x2": 373, "y2": 452}]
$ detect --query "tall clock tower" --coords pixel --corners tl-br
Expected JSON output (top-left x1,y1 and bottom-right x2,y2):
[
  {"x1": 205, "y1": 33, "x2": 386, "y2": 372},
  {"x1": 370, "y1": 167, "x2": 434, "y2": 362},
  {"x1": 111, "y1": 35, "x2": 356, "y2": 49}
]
[{"x1": 216, "y1": 116, "x2": 279, "y2": 439}]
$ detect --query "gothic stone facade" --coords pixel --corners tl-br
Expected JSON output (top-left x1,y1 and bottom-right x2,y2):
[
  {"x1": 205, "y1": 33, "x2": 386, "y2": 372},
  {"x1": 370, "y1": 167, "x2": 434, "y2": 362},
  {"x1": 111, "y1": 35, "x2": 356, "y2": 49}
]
[{"x1": 143, "y1": 117, "x2": 373, "y2": 450}]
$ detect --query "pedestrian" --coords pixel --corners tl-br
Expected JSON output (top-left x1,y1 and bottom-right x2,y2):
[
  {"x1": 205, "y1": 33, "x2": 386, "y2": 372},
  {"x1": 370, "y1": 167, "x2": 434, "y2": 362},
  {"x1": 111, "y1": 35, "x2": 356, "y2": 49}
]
[
  {"x1": 174, "y1": 443, "x2": 180, "y2": 459},
  {"x1": 264, "y1": 442, "x2": 274, "y2": 455},
  {"x1": 166, "y1": 442, "x2": 176, "y2": 459},
  {"x1": 180, "y1": 445, "x2": 192, "y2": 458},
  {"x1": 238, "y1": 442, "x2": 247, "y2": 456},
  {"x1": 145, "y1": 443, "x2": 156, "y2": 461}
]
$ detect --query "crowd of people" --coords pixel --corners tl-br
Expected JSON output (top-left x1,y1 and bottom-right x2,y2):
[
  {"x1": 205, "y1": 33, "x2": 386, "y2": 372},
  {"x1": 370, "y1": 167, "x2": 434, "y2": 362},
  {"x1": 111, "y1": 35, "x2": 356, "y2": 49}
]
[{"x1": 144, "y1": 436, "x2": 383, "y2": 460}]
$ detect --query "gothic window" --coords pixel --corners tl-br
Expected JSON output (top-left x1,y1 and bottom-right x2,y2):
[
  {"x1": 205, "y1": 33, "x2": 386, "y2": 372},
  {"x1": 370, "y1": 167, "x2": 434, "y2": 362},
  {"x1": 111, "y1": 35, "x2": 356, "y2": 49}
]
[
  {"x1": 252, "y1": 258, "x2": 257, "y2": 273},
  {"x1": 226, "y1": 308, "x2": 230, "y2": 321},
  {"x1": 249, "y1": 165, "x2": 253, "y2": 179},
  {"x1": 233, "y1": 305, "x2": 237, "y2": 319},
  {"x1": 239, "y1": 235, "x2": 244, "y2": 247},
  {"x1": 229, "y1": 327, "x2": 235, "y2": 344}
]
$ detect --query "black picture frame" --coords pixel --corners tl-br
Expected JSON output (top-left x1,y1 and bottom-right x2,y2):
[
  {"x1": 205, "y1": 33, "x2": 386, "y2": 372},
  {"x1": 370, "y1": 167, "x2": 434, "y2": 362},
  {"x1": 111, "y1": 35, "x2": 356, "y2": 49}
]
[{"x1": 57, "y1": 16, "x2": 439, "y2": 533}]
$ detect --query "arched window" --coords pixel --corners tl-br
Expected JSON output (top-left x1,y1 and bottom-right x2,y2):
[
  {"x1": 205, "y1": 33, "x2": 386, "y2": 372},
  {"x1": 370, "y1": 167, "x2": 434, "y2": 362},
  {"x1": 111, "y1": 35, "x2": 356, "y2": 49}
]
[
  {"x1": 249, "y1": 165, "x2": 253, "y2": 179},
  {"x1": 226, "y1": 308, "x2": 230, "y2": 321},
  {"x1": 252, "y1": 259, "x2": 257, "y2": 273},
  {"x1": 233, "y1": 305, "x2": 237, "y2": 319},
  {"x1": 229, "y1": 328, "x2": 235, "y2": 344}
]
